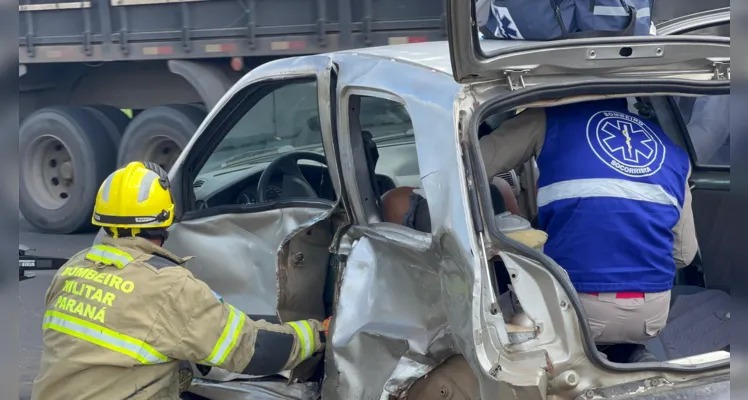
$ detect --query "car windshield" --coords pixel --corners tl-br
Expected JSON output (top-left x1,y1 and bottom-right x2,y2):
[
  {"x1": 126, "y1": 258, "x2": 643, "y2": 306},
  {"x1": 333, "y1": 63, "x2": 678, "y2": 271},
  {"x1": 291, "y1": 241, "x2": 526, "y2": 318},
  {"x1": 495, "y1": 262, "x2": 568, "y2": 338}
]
[{"x1": 200, "y1": 95, "x2": 414, "y2": 174}]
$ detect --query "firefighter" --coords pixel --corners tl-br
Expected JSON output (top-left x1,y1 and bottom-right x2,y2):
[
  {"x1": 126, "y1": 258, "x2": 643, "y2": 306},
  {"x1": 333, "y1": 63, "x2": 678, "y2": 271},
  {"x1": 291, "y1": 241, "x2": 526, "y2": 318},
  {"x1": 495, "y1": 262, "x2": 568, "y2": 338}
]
[{"x1": 32, "y1": 161, "x2": 328, "y2": 400}]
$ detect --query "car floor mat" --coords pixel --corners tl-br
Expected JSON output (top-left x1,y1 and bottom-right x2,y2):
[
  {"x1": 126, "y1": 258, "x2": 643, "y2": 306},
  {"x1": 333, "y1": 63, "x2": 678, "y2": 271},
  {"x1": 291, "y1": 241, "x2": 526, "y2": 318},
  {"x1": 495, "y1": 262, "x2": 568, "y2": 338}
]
[{"x1": 655, "y1": 289, "x2": 730, "y2": 360}]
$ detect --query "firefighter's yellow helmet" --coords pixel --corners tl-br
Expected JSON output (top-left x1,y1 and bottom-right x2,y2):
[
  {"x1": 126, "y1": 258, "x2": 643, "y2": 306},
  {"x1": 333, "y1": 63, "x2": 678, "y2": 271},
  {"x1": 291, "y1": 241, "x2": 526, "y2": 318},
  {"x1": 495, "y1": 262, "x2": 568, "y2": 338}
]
[{"x1": 92, "y1": 161, "x2": 175, "y2": 232}]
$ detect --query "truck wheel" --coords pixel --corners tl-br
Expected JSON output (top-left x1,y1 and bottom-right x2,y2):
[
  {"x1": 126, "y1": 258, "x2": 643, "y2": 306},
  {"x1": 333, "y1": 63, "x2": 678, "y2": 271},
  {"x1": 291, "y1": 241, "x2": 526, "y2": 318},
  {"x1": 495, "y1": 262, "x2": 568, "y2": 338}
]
[
  {"x1": 20, "y1": 106, "x2": 117, "y2": 234},
  {"x1": 117, "y1": 104, "x2": 206, "y2": 171},
  {"x1": 188, "y1": 103, "x2": 208, "y2": 113},
  {"x1": 82, "y1": 105, "x2": 131, "y2": 147}
]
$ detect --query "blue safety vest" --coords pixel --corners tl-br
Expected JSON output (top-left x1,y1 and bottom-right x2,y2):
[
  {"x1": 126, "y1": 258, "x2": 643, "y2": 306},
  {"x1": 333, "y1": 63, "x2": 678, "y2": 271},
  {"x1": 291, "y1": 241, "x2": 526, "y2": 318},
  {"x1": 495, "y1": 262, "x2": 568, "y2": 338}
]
[{"x1": 536, "y1": 99, "x2": 690, "y2": 293}]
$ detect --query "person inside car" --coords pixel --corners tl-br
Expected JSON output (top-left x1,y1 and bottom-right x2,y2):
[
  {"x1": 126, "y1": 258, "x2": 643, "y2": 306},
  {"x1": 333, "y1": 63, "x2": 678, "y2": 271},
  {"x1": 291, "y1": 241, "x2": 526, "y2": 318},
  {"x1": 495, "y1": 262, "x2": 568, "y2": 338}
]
[
  {"x1": 478, "y1": 99, "x2": 698, "y2": 362},
  {"x1": 381, "y1": 176, "x2": 520, "y2": 232}
]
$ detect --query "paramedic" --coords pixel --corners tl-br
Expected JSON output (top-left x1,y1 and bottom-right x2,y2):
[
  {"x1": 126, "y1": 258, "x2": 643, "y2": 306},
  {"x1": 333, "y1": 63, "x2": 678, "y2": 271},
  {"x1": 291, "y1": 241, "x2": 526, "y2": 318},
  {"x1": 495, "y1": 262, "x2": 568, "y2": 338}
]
[
  {"x1": 478, "y1": 99, "x2": 697, "y2": 355},
  {"x1": 32, "y1": 161, "x2": 328, "y2": 400}
]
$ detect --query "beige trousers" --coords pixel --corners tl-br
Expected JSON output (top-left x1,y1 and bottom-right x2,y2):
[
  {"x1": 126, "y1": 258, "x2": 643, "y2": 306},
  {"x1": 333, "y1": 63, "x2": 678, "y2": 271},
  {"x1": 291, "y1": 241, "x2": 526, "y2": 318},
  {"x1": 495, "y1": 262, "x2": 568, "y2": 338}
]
[{"x1": 579, "y1": 291, "x2": 671, "y2": 345}]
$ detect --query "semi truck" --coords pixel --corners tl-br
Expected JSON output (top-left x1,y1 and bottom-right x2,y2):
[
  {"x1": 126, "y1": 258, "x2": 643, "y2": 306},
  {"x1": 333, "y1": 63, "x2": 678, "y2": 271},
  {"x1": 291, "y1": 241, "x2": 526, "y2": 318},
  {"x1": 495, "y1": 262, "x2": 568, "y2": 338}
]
[{"x1": 18, "y1": 0, "x2": 728, "y2": 235}]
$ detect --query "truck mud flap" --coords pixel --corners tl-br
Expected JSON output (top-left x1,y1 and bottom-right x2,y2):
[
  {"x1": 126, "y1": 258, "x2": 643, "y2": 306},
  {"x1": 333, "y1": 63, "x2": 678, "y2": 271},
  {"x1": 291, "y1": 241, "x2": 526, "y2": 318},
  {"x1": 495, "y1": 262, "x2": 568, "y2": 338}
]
[{"x1": 19, "y1": 245, "x2": 68, "y2": 281}]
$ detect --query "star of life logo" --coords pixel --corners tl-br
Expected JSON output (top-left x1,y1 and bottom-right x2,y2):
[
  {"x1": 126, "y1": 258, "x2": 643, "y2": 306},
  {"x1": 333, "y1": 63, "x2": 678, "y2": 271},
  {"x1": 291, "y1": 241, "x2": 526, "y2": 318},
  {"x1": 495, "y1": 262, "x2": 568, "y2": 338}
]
[{"x1": 586, "y1": 111, "x2": 666, "y2": 177}]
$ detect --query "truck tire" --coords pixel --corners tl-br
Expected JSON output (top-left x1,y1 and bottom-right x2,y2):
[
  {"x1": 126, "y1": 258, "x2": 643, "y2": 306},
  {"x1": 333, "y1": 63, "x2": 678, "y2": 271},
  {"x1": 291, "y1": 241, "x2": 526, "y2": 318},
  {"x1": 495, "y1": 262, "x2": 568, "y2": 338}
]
[
  {"x1": 82, "y1": 105, "x2": 131, "y2": 147},
  {"x1": 188, "y1": 103, "x2": 208, "y2": 113},
  {"x1": 20, "y1": 106, "x2": 117, "y2": 234},
  {"x1": 117, "y1": 104, "x2": 206, "y2": 171}
]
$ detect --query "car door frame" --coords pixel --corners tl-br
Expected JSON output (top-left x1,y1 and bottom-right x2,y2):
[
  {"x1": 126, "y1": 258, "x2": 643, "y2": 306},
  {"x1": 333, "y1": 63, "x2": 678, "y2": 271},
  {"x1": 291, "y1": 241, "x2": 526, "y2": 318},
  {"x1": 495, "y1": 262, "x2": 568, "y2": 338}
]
[
  {"x1": 326, "y1": 85, "x2": 455, "y2": 400},
  {"x1": 654, "y1": 7, "x2": 730, "y2": 36},
  {"x1": 169, "y1": 56, "x2": 343, "y2": 221},
  {"x1": 163, "y1": 55, "x2": 347, "y2": 320}
]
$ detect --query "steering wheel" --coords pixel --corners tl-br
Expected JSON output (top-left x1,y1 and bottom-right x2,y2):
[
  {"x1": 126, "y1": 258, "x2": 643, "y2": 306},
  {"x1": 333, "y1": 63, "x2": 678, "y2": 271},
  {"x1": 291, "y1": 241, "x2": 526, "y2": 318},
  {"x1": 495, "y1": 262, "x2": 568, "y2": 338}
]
[{"x1": 256, "y1": 151, "x2": 328, "y2": 203}]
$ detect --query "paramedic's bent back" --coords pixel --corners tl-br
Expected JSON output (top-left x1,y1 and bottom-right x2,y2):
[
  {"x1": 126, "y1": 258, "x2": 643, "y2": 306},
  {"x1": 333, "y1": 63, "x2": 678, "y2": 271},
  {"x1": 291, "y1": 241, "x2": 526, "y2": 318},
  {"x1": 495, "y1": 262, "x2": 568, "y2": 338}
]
[{"x1": 479, "y1": 99, "x2": 697, "y2": 344}]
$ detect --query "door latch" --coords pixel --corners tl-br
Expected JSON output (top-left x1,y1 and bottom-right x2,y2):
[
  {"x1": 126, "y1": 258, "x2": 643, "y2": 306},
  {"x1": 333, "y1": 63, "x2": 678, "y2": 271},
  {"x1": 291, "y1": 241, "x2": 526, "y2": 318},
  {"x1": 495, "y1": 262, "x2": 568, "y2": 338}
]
[
  {"x1": 712, "y1": 62, "x2": 730, "y2": 81},
  {"x1": 503, "y1": 69, "x2": 530, "y2": 90}
]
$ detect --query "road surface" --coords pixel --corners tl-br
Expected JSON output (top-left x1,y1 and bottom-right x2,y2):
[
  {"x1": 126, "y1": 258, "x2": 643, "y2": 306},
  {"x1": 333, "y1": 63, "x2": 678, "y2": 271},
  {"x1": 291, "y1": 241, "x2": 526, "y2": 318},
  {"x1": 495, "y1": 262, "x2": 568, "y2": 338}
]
[{"x1": 19, "y1": 218, "x2": 96, "y2": 399}]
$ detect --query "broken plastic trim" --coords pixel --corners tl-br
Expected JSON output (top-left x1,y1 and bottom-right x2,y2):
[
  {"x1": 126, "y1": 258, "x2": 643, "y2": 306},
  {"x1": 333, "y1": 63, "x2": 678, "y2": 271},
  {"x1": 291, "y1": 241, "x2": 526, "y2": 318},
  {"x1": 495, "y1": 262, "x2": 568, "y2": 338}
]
[{"x1": 462, "y1": 79, "x2": 730, "y2": 373}]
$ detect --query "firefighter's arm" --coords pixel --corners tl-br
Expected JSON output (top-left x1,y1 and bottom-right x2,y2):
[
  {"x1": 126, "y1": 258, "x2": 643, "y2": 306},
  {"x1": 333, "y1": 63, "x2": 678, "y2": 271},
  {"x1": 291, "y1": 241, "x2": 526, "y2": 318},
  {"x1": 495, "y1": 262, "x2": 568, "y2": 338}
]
[
  {"x1": 479, "y1": 108, "x2": 546, "y2": 175},
  {"x1": 168, "y1": 275, "x2": 325, "y2": 374}
]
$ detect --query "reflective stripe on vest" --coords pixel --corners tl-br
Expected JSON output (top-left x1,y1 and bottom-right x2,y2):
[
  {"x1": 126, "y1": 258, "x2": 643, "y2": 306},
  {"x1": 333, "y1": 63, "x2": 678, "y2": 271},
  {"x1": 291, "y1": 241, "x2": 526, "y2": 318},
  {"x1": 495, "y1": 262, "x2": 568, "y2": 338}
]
[
  {"x1": 42, "y1": 310, "x2": 168, "y2": 364},
  {"x1": 85, "y1": 245, "x2": 134, "y2": 269},
  {"x1": 200, "y1": 305, "x2": 246, "y2": 366},
  {"x1": 538, "y1": 178, "x2": 681, "y2": 210},
  {"x1": 287, "y1": 320, "x2": 314, "y2": 361}
]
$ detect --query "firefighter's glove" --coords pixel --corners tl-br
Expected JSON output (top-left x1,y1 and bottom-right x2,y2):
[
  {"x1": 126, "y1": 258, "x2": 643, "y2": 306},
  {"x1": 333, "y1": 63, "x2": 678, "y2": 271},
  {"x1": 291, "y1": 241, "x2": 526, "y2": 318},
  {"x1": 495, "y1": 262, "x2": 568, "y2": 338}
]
[{"x1": 322, "y1": 316, "x2": 332, "y2": 337}]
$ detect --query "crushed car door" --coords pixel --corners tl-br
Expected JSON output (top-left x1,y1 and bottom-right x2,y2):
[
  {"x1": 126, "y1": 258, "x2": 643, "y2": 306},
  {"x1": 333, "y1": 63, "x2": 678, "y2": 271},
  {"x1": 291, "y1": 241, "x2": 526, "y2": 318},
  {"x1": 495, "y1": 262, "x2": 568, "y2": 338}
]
[
  {"x1": 447, "y1": 0, "x2": 729, "y2": 87},
  {"x1": 162, "y1": 56, "x2": 341, "y2": 393},
  {"x1": 322, "y1": 90, "x2": 456, "y2": 399}
]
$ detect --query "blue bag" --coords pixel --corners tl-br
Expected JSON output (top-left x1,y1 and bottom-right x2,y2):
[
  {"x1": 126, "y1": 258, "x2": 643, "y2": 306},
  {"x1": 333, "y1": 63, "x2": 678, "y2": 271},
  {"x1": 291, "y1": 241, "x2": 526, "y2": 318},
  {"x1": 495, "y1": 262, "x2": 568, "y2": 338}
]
[{"x1": 477, "y1": 0, "x2": 654, "y2": 41}]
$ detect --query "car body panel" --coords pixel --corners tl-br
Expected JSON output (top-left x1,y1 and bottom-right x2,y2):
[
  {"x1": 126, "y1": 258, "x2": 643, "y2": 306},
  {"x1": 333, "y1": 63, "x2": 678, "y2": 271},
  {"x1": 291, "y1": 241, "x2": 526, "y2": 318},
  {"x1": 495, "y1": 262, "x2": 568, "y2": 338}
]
[
  {"x1": 151, "y1": 10, "x2": 731, "y2": 399},
  {"x1": 165, "y1": 208, "x2": 330, "y2": 316},
  {"x1": 321, "y1": 225, "x2": 451, "y2": 399},
  {"x1": 655, "y1": 7, "x2": 730, "y2": 36}
]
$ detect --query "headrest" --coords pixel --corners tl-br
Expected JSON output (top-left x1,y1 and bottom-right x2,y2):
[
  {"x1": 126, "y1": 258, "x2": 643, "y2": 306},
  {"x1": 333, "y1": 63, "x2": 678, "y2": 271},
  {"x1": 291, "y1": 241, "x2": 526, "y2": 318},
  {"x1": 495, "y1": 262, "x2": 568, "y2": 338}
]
[{"x1": 362, "y1": 130, "x2": 379, "y2": 167}]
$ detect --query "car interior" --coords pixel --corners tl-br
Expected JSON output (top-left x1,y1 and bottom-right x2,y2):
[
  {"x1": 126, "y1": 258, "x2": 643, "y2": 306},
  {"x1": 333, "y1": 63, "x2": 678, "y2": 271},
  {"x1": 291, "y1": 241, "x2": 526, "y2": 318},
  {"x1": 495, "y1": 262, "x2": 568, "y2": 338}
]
[
  {"x1": 191, "y1": 89, "x2": 410, "y2": 213},
  {"x1": 347, "y1": 93, "x2": 729, "y2": 364},
  {"x1": 475, "y1": 94, "x2": 730, "y2": 363}
]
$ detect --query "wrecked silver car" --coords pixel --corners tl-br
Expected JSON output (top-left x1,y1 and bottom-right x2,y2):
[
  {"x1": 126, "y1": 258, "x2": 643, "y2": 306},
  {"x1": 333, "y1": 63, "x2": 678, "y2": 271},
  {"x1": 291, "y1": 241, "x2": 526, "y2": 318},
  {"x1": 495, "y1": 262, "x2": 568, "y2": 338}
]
[{"x1": 147, "y1": 2, "x2": 731, "y2": 399}]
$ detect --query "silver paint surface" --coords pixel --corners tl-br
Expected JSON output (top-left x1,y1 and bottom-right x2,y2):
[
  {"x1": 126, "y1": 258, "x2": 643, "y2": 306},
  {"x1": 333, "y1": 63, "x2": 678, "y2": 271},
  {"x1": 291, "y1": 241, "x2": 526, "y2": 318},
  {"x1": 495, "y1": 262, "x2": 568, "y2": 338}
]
[
  {"x1": 165, "y1": 207, "x2": 330, "y2": 315},
  {"x1": 158, "y1": 31, "x2": 729, "y2": 399}
]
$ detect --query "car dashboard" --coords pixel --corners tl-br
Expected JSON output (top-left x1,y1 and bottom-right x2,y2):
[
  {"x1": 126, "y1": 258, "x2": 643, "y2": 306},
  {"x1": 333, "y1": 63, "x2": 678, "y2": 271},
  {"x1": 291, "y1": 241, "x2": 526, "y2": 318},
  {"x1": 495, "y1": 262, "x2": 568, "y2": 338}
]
[{"x1": 194, "y1": 163, "x2": 396, "y2": 210}]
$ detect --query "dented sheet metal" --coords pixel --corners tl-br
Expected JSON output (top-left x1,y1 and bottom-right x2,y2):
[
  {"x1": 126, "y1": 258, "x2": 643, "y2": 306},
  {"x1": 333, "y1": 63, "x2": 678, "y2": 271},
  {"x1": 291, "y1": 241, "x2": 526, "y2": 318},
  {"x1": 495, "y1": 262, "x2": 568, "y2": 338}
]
[
  {"x1": 322, "y1": 225, "x2": 457, "y2": 399},
  {"x1": 164, "y1": 207, "x2": 330, "y2": 317},
  {"x1": 316, "y1": 51, "x2": 486, "y2": 400},
  {"x1": 188, "y1": 378, "x2": 319, "y2": 400}
]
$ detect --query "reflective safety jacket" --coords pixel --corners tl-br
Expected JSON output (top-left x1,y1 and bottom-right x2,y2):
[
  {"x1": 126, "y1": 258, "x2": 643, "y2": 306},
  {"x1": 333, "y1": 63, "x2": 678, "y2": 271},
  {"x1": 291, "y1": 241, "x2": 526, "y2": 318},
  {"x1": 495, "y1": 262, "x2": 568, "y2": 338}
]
[
  {"x1": 32, "y1": 236, "x2": 324, "y2": 400},
  {"x1": 479, "y1": 99, "x2": 697, "y2": 294},
  {"x1": 536, "y1": 99, "x2": 691, "y2": 293}
]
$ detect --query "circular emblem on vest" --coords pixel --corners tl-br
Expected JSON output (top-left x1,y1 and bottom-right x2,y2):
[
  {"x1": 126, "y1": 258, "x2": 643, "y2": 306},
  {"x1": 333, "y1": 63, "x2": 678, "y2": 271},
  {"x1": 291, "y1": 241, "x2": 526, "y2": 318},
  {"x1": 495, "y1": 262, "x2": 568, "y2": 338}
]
[{"x1": 586, "y1": 110, "x2": 666, "y2": 178}]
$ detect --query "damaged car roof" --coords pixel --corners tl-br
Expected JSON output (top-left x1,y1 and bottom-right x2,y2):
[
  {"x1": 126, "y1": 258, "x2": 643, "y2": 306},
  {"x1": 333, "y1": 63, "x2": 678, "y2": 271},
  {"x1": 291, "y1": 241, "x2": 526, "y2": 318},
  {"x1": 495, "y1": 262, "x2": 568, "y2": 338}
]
[{"x1": 337, "y1": 40, "x2": 530, "y2": 77}]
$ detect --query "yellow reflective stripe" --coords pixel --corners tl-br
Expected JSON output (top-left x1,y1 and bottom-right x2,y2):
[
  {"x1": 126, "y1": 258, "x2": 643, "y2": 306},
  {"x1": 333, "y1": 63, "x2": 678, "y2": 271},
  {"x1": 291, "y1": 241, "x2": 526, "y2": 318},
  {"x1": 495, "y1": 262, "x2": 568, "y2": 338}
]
[
  {"x1": 288, "y1": 320, "x2": 314, "y2": 361},
  {"x1": 85, "y1": 245, "x2": 134, "y2": 269},
  {"x1": 42, "y1": 310, "x2": 168, "y2": 364},
  {"x1": 201, "y1": 305, "x2": 245, "y2": 366},
  {"x1": 217, "y1": 310, "x2": 245, "y2": 366}
]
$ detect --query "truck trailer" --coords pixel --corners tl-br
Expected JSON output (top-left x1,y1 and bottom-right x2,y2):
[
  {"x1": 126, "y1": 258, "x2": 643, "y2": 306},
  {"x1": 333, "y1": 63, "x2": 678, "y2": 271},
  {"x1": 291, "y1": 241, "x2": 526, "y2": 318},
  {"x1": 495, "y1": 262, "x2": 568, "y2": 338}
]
[{"x1": 18, "y1": 0, "x2": 728, "y2": 235}]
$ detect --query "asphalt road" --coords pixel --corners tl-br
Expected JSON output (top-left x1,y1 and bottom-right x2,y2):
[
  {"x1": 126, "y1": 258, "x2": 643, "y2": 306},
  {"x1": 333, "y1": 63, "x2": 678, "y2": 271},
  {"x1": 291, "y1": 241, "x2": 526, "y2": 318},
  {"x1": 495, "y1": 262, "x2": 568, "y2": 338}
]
[{"x1": 19, "y1": 218, "x2": 96, "y2": 400}]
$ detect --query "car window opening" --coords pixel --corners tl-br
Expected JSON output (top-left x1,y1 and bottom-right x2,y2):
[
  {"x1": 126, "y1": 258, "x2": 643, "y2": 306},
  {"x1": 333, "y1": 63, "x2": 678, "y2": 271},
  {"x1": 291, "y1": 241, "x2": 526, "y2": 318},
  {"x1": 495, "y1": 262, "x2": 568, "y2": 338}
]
[
  {"x1": 345, "y1": 94, "x2": 433, "y2": 231},
  {"x1": 188, "y1": 79, "x2": 340, "y2": 213},
  {"x1": 475, "y1": 93, "x2": 729, "y2": 366}
]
